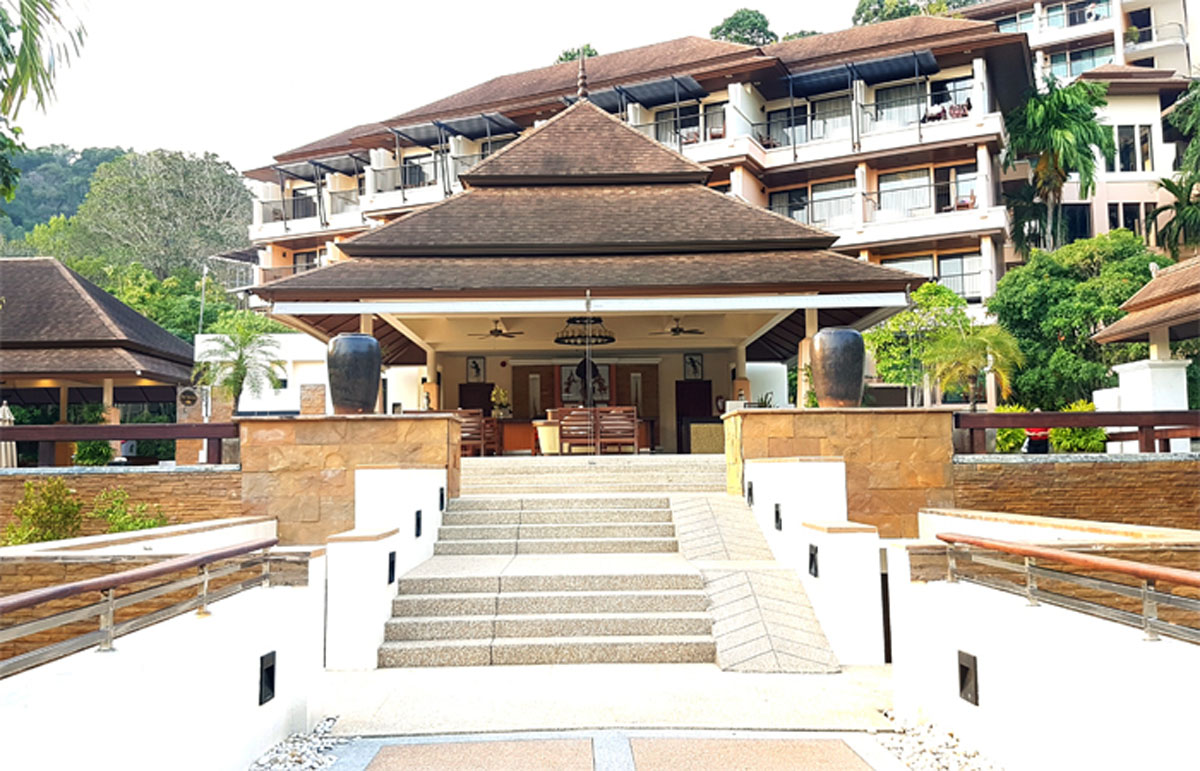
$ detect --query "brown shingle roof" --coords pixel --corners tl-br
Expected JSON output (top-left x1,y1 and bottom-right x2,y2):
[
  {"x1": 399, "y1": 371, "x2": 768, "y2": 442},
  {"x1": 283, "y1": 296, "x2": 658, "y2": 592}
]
[
  {"x1": 0, "y1": 258, "x2": 193, "y2": 383},
  {"x1": 275, "y1": 121, "x2": 388, "y2": 164},
  {"x1": 461, "y1": 99, "x2": 709, "y2": 184},
  {"x1": 1093, "y1": 259, "x2": 1200, "y2": 343},
  {"x1": 388, "y1": 37, "x2": 754, "y2": 125},
  {"x1": 342, "y1": 183, "x2": 835, "y2": 256},
  {"x1": 254, "y1": 251, "x2": 920, "y2": 299},
  {"x1": 764, "y1": 16, "x2": 994, "y2": 67},
  {"x1": 0, "y1": 347, "x2": 193, "y2": 382},
  {"x1": 956, "y1": 0, "x2": 1035, "y2": 19}
]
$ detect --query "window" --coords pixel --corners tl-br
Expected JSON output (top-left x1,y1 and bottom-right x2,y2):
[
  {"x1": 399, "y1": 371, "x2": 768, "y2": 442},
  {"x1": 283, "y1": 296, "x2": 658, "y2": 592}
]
[
  {"x1": 1067, "y1": 44, "x2": 1114, "y2": 76},
  {"x1": 766, "y1": 107, "x2": 805, "y2": 147},
  {"x1": 703, "y1": 102, "x2": 726, "y2": 140},
  {"x1": 877, "y1": 169, "x2": 932, "y2": 220},
  {"x1": 930, "y1": 77, "x2": 973, "y2": 108},
  {"x1": 1045, "y1": 3, "x2": 1065, "y2": 27},
  {"x1": 770, "y1": 188, "x2": 809, "y2": 222},
  {"x1": 873, "y1": 83, "x2": 925, "y2": 129},
  {"x1": 1065, "y1": 0, "x2": 1109, "y2": 26},
  {"x1": 1049, "y1": 53, "x2": 1069, "y2": 79},
  {"x1": 934, "y1": 164, "x2": 978, "y2": 211},
  {"x1": 1130, "y1": 57, "x2": 1155, "y2": 68},
  {"x1": 939, "y1": 254, "x2": 984, "y2": 300},
  {"x1": 1108, "y1": 124, "x2": 1153, "y2": 172},
  {"x1": 881, "y1": 255, "x2": 935, "y2": 277},
  {"x1": 1063, "y1": 203, "x2": 1092, "y2": 242},
  {"x1": 997, "y1": 11, "x2": 1035, "y2": 32},
  {"x1": 811, "y1": 96, "x2": 851, "y2": 140},
  {"x1": 810, "y1": 179, "x2": 856, "y2": 228},
  {"x1": 1128, "y1": 8, "x2": 1151, "y2": 41},
  {"x1": 1109, "y1": 202, "x2": 1153, "y2": 235},
  {"x1": 655, "y1": 104, "x2": 699, "y2": 144},
  {"x1": 480, "y1": 137, "x2": 514, "y2": 157}
]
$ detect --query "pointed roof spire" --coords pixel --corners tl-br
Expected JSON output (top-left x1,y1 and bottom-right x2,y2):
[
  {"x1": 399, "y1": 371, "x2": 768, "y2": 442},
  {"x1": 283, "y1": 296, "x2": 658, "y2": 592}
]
[{"x1": 576, "y1": 50, "x2": 589, "y2": 100}]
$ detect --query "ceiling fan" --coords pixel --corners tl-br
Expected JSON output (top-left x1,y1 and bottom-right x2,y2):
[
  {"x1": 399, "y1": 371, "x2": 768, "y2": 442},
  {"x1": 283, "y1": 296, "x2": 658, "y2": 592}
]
[
  {"x1": 468, "y1": 320, "x2": 523, "y2": 339},
  {"x1": 649, "y1": 318, "x2": 704, "y2": 336}
]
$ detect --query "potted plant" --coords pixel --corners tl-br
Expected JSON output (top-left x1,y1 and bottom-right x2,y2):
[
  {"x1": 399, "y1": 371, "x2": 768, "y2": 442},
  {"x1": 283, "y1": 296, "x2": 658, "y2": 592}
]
[
  {"x1": 1124, "y1": 25, "x2": 1142, "y2": 45},
  {"x1": 490, "y1": 385, "x2": 511, "y2": 419}
]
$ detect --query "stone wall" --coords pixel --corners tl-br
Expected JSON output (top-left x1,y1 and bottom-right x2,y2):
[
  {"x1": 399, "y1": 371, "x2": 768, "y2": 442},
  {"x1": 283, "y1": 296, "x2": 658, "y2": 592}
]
[
  {"x1": 239, "y1": 415, "x2": 461, "y2": 544},
  {"x1": 0, "y1": 467, "x2": 244, "y2": 538},
  {"x1": 725, "y1": 409, "x2": 956, "y2": 537},
  {"x1": 952, "y1": 455, "x2": 1200, "y2": 531}
]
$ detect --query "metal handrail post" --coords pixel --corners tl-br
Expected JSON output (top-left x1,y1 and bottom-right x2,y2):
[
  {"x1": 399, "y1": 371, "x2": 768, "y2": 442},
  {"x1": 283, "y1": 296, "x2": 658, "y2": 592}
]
[
  {"x1": 97, "y1": 590, "x2": 115, "y2": 652},
  {"x1": 1025, "y1": 556, "x2": 1039, "y2": 606},
  {"x1": 196, "y1": 564, "x2": 211, "y2": 617},
  {"x1": 1143, "y1": 579, "x2": 1159, "y2": 641},
  {"x1": 947, "y1": 546, "x2": 958, "y2": 582}
]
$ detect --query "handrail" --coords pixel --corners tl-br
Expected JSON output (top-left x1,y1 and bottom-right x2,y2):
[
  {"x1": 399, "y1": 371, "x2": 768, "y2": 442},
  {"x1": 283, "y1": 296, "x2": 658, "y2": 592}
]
[
  {"x1": 0, "y1": 423, "x2": 239, "y2": 442},
  {"x1": 955, "y1": 410, "x2": 1199, "y2": 453},
  {"x1": 0, "y1": 538, "x2": 279, "y2": 614},
  {"x1": 937, "y1": 532, "x2": 1200, "y2": 590}
]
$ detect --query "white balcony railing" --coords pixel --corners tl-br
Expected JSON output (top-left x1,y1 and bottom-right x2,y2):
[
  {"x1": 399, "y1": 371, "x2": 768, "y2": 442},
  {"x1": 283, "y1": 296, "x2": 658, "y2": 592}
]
[
  {"x1": 256, "y1": 195, "x2": 319, "y2": 224},
  {"x1": 863, "y1": 180, "x2": 977, "y2": 223},
  {"x1": 328, "y1": 189, "x2": 359, "y2": 216},
  {"x1": 1126, "y1": 23, "x2": 1188, "y2": 52}
]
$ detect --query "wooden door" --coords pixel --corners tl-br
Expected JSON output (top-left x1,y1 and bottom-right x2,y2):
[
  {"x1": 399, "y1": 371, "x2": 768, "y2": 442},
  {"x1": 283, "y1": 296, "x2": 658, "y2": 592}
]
[{"x1": 675, "y1": 380, "x2": 712, "y2": 454}]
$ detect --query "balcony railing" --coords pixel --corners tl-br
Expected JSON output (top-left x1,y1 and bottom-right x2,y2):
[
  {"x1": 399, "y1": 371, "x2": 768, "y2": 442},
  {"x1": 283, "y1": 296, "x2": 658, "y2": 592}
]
[
  {"x1": 257, "y1": 195, "x2": 319, "y2": 223},
  {"x1": 327, "y1": 189, "x2": 359, "y2": 215},
  {"x1": 864, "y1": 180, "x2": 977, "y2": 222},
  {"x1": 751, "y1": 109, "x2": 851, "y2": 149},
  {"x1": 1127, "y1": 22, "x2": 1187, "y2": 50},
  {"x1": 633, "y1": 111, "x2": 727, "y2": 149},
  {"x1": 451, "y1": 153, "x2": 484, "y2": 180},
  {"x1": 373, "y1": 156, "x2": 440, "y2": 193},
  {"x1": 939, "y1": 271, "x2": 984, "y2": 300},
  {"x1": 860, "y1": 90, "x2": 973, "y2": 135},
  {"x1": 259, "y1": 262, "x2": 319, "y2": 284},
  {"x1": 771, "y1": 191, "x2": 857, "y2": 230}
]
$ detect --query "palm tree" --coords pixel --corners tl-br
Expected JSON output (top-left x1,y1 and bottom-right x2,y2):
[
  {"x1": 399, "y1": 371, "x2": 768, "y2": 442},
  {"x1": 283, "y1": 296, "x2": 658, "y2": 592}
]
[
  {"x1": 1004, "y1": 77, "x2": 1115, "y2": 249},
  {"x1": 923, "y1": 320, "x2": 1025, "y2": 412},
  {"x1": 1004, "y1": 183, "x2": 1048, "y2": 260},
  {"x1": 195, "y1": 313, "x2": 282, "y2": 412},
  {"x1": 1147, "y1": 174, "x2": 1200, "y2": 259}
]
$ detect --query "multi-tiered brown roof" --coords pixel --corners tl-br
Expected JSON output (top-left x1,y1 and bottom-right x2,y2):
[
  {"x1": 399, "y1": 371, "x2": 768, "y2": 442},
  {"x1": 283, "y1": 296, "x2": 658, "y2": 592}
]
[{"x1": 1093, "y1": 259, "x2": 1200, "y2": 344}]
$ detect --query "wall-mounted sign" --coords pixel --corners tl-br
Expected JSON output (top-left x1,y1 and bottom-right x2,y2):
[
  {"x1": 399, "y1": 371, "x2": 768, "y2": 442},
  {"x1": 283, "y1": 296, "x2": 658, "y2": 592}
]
[{"x1": 178, "y1": 388, "x2": 199, "y2": 407}]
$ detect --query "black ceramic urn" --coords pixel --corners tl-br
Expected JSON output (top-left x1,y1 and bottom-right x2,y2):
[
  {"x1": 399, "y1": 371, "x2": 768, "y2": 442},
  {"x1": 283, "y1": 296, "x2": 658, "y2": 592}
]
[
  {"x1": 327, "y1": 333, "x2": 381, "y2": 414},
  {"x1": 811, "y1": 327, "x2": 865, "y2": 408}
]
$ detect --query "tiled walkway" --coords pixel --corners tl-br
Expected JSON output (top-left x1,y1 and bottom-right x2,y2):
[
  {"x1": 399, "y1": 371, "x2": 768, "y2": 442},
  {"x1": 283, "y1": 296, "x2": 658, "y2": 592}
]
[
  {"x1": 328, "y1": 729, "x2": 905, "y2": 771},
  {"x1": 671, "y1": 494, "x2": 840, "y2": 673}
]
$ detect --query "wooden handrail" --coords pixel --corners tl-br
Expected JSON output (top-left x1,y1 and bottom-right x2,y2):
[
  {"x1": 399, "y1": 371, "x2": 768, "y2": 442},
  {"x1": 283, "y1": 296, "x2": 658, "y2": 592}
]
[
  {"x1": 937, "y1": 532, "x2": 1200, "y2": 590},
  {"x1": 0, "y1": 537, "x2": 278, "y2": 615},
  {"x1": 0, "y1": 423, "x2": 239, "y2": 441},
  {"x1": 954, "y1": 410, "x2": 1199, "y2": 453}
]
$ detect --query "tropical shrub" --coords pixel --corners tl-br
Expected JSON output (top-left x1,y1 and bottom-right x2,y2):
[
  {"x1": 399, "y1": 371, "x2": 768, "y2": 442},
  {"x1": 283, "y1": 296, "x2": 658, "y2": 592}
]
[
  {"x1": 993, "y1": 404, "x2": 1028, "y2": 453},
  {"x1": 89, "y1": 488, "x2": 168, "y2": 533},
  {"x1": 1049, "y1": 399, "x2": 1107, "y2": 453},
  {"x1": 73, "y1": 440, "x2": 113, "y2": 466},
  {"x1": 3, "y1": 478, "x2": 83, "y2": 545}
]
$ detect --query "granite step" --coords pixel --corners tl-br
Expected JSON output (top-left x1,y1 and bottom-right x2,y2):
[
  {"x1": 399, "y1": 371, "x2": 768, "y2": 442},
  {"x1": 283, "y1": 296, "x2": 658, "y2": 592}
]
[
  {"x1": 442, "y1": 508, "x2": 674, "y2": 526},
  {"x1": 437, "y1": 523, "x2": 675, "y2": 541},
  {"x1": 433, "y1": 537, "x2": 679, "y2": 555},
  {"x1": 492, "y1": 612, "x2": 713, "y2": 639},
  {"x1": 396, "y1": 571, "x2": 703, "y2": 596},
  {"x1": 378, "y1": 639, "x2": 492, "y2": 668},
  {"x1": 462, "y1": 483, "x2": 723, "y2": 494},
  {"x1": 495, "y1": 589, "x2": 708, "y2": 615},
  {"x1": 490, "y1": 635, "x2": 717, "y2": 665},
  {"x1": 447, "y1": 496, "x2": 670, "y2": 511}
]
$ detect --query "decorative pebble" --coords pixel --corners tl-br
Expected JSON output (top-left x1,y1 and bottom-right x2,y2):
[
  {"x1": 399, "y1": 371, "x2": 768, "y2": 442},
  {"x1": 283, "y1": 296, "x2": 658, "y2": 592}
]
[
  {"x1": 248, "y1": 716, "x2": 350, "y2": 771},
  {"x1": 875, "y1": 710, "x2": 1002, "y2": 771}
]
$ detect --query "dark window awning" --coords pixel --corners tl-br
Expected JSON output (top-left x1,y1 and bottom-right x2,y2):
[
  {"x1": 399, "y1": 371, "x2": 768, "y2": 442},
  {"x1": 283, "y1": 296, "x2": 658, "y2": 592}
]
[
  {"x1": 565, "y1": 75, "x2": 709, "y2": 112},
  {"x1": 390, "y1": 113, "x2": 523, "y2": 146},
  {"x1": 274, "y1": 154, "x2": 368, "y2": 181},
  {"x1": 763, "y1": 49, "x2": 941, "y2": 100}
]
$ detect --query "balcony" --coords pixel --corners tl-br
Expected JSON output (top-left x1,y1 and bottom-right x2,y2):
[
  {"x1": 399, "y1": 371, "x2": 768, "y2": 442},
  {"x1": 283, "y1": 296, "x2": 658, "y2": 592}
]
[
  {"x1": 258, "y1": 261, "x2": 320, "y2": 285},
  {"x1": 1125, "y1": 23, "x2": 1188, "y2": 54},
  {"x1": 770, "y1": 191, "x2": 857, "y2": 231},
  {"x1": 251, "y1": 189, "x2": 363, "y2": 242},
  {"x1": 361, "y1": 153, "x2": 487, "y2": 212},
  {"x1": 631, "y1": 109, "x2": 741, "y2": 165},
  {"x1": 863, "y1": 180, "x2": 978, "y2": 224}
]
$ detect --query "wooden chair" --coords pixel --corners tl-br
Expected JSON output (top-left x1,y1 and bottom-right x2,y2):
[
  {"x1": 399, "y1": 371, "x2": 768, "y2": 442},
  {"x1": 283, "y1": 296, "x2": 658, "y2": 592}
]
[
  {"x1": 559, "y1": 407, "x2": 597, "y2": 454},
  {"x1": 456, "y1": 409, "x2": 485, "y2": 456},
  {"x1": 482, "y1": 417, "x2": 501, "y2": 456},
  {"x1": 596, "y1": 406, "x2": 638, "y2": 453}
]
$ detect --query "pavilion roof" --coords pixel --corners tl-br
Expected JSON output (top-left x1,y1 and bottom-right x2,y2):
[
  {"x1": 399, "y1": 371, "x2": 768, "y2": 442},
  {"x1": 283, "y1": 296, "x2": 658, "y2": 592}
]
[
  {"x1": 1093, "y1": 258, "x2": 1200, "y2": 344},
  {"x1": 0, "y1": 257, "x2": 194, "y2": 384}
]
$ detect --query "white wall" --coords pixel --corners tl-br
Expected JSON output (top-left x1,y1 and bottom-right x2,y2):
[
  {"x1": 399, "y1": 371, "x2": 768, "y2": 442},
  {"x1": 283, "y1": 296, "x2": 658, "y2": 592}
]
[
  {"x1": 744, "y1": 458, "x2": 849, "y2": 540},
  {"x1": 0, "y1": 517, "x2": 276, "y2": 558},
  {"x1": 887, "y1": 559, "x2": 1200, "y2": 771},
  {"x1": 747, "y1": 362, "x2": 790, "y2": 407},
  {"x1": 0, "y1": 567, "x2": 325, "y2": 771}
]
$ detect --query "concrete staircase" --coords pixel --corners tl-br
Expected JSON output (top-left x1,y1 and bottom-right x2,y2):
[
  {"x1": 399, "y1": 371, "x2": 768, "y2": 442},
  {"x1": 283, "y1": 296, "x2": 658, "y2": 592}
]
[
  {"x1": 378, "y1": 559, "x2": 715, "y2": 666},
  {"x1": 379, "y1": 455, "x2": 731, "y2": 667},
  {"x1": 460, "y1": 454, "x2": 727, "y2": 495}
]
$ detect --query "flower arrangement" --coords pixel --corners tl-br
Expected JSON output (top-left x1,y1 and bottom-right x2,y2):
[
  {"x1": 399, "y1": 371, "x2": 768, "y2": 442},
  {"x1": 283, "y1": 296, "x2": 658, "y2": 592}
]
[{"x1": 490, "y1": 385, "x2": 510, "y2": 410}]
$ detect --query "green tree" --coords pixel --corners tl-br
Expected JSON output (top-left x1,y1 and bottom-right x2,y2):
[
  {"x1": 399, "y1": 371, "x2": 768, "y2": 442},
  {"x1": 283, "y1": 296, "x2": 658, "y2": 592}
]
[
  {"x1": 555, "y1": 44, "x2": 597, "y2": 63},
  {"x1": 710, "y1": 9, "x2": 777, "y2": 45},
  {"x1": 69, "y1": 149, "x2": 251, "y2": 278},
  {"x1": 0, "y1": 1, "x2": 86, "y2": 202},
  {"x1": 863, "y1": 282, "x2": 971, "y2": 404},
  {"x1": 923, "y1": 320, "x2": 1025, "y2": 411},
  {"x1": 781, "y1": 30, "x2": 820, "y2": 40},
  {"x1": 0, "y1": 144, "x2": 124, "y2": 236},
  {"x1": 1004, "y1": 182, "x2": 1048, "y2": 260},
  {"x1": 1146, "y1": 174, "x2": 1200, "y2": 259},
  {"x1": 988, "y1": 230, "x2": 1168, "y2": 409},
  {"x1": 1167, "y1": 80, "x2": 1198, "y2": 175},
  {"x1": 195, "y1": 310, "x2": 284, "y2": 411},
  {"x1": 852, "y1": 0, "x2": 920, "y2": 25},
  {"x1": 1003, "y1": 77, "x2": 1115, "y2": 248}
]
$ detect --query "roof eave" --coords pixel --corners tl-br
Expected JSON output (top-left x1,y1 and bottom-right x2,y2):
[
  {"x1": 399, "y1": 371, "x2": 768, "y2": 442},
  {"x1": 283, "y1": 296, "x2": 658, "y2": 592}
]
[{"x1": 339, "y1": 238, "x2": 840, "y2": 258}]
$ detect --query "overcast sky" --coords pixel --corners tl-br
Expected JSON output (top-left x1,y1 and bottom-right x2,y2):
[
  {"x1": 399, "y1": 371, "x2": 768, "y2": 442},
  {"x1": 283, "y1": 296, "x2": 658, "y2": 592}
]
[{"x1": 19, "y1": 0, "x2": 858, "y2": 171}]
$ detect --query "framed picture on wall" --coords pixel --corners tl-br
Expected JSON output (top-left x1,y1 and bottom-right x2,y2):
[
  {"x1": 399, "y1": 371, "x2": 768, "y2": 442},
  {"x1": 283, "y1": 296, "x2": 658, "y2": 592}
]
[
  {"x1": 683, "y1": 353, "x2": 704, "y2": 381},
  {"x1": 466, "y1": 357, "x2": 486, "y2": 383},
  {"x1": 560, "y1": 362, "x2": 610, "y2": 404}
]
